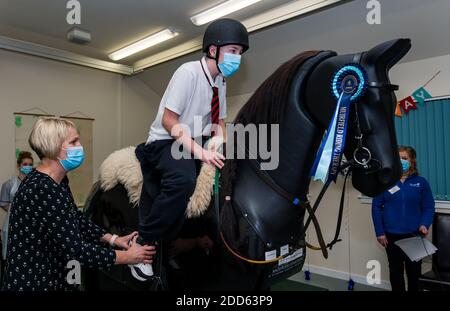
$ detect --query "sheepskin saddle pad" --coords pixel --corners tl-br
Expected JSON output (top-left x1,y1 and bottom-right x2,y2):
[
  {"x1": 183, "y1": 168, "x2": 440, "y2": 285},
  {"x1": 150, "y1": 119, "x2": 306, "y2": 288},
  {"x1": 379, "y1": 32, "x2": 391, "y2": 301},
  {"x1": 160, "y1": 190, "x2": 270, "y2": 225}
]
[{"x1": 98, "y1": 145, "x2": 217, "y2": 219}]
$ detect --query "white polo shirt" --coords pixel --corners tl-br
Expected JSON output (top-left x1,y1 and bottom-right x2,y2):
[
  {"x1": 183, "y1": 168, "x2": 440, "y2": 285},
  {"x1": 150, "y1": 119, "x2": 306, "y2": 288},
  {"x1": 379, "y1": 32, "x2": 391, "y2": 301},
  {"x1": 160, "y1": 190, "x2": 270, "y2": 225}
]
[{"x1": 147, "y1": 57, "x2": 227, "y2": 144}]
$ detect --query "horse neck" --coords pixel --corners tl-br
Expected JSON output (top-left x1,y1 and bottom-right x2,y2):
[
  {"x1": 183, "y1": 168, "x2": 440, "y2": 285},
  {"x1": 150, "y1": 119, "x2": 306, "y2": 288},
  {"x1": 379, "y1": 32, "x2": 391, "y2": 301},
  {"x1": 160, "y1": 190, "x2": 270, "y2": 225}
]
[
  {"x1": 266, "y1": 53, "x2": 336, "y2": 201},
  {"x1": 268, "y1": 91, "x2": 324, "y2": 201}
]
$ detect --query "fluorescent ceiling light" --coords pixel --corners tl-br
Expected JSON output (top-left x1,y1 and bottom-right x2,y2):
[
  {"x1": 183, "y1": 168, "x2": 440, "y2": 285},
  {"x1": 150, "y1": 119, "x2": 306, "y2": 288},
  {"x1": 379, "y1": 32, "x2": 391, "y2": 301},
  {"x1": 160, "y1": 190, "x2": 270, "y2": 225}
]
[
  {"x1": 135, "y1": 0, "x2": 350, "y2": 71},
  {"x1": 109, "y1": 29, "x2": 178, "y2": 61},
  {"x1": 191, "y1": 0, "x2": 263, "y2": 26},
  {"x1": 242, "y1": 0, "x2": 347, "y2": 32},
  {"x1": 0, "y1": 35, "x2": 133, "y2": 75}
]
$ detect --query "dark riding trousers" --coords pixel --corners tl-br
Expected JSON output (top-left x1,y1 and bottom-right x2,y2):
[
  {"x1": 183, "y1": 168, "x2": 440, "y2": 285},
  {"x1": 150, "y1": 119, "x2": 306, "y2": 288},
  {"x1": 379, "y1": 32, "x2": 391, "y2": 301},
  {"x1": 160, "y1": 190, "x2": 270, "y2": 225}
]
[{"x1": 135, "y1": 137, "x2": 210, "y2": 243}]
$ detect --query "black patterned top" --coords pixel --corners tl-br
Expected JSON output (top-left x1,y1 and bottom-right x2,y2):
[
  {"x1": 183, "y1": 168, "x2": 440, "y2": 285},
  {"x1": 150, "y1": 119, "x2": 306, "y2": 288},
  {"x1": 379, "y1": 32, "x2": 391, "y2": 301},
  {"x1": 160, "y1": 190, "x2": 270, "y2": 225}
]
[{"x1": 1, "y1": 170, "x2": 115, "y2": 291}]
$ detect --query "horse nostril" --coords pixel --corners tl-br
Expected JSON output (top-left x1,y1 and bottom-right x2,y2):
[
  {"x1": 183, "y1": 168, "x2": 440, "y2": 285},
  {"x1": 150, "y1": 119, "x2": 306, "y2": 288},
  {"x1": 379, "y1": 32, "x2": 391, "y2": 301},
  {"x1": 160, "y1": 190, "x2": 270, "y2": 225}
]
[{"x1": 378, "y1": 167, "x2": 393, "y2": 185}]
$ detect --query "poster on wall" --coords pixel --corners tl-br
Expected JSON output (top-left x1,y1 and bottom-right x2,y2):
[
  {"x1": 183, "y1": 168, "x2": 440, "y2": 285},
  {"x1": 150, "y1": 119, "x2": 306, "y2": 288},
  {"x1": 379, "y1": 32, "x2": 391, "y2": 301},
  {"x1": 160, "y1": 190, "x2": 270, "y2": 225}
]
[{"x1": 14, "y1": 113, "x2": 50, "y2": 167}]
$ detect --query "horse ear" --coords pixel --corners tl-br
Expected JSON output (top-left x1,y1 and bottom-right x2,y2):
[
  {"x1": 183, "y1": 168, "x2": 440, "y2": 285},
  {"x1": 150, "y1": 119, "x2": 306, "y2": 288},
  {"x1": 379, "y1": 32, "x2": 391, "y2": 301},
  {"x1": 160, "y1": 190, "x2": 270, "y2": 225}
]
[{"x1": 365, "y1": 38, "x2": 411, "y2": 71}]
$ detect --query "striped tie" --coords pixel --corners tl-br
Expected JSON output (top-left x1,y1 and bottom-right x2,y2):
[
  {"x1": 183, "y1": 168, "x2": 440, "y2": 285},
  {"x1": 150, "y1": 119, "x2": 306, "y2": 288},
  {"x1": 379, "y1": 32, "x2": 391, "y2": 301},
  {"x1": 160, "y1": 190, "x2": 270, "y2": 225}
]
[{"x1": 211, "y1": 86, "x2": 219, "y2": 136}]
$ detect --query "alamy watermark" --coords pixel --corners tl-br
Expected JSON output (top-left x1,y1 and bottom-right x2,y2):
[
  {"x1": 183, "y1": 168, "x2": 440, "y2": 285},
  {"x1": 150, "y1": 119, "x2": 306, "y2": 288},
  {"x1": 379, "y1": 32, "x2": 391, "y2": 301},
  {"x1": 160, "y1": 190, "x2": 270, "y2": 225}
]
[
  {"x1": 66, "y1": 0, "x2": 81, "y2": 25},
  {"x1": 366, "y1": 259, "x2": 381, "y2": 285},
  {"x1": 366, "y1": 0, "x2": 381, "y2": 25},
  {"x1": 170, "y1": 117, "x2": 280, "y2": 171},
  {"x1": 66, "y1": 259, "x2": 81, "y2": 285}
]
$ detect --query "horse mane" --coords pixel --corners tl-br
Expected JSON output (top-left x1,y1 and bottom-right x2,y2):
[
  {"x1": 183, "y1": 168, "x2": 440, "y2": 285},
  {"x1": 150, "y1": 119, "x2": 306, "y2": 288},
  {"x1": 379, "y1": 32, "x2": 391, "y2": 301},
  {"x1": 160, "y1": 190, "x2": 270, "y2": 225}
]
[{"x1": 221, "y1": 50, "x2": 321, "y2": 201}]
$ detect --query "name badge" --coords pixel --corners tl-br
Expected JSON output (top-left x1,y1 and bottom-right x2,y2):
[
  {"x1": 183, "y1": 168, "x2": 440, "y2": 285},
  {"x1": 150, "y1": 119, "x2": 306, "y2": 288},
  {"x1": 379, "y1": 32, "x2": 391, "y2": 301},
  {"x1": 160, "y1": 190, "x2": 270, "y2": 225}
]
[{"x1": 388, "y1": 185, "x2": 400, "y2": 194}]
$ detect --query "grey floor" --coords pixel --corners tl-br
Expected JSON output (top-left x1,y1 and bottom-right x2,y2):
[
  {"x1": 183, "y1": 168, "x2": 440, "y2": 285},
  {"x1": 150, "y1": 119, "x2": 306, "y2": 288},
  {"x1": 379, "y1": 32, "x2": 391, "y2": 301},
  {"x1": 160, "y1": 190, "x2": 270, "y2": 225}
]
[
  {"x1": 288, "y1": 272, "x2": 386, "y2": 291},
  {"x1": 0, "y1": 251, "x2": 433, "y2": 291},
  {"x1": 281, "y1": 257, "x2": 433, "y2": 291}
]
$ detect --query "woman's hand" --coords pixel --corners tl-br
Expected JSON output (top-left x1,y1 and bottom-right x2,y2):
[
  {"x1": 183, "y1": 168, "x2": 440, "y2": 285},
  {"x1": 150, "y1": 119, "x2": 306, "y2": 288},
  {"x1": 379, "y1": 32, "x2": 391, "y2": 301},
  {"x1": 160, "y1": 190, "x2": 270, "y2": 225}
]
[
  {"x1": 119, "y1": 236, "x2": 155, "y2": 265},
  {"x1": 377, "y1": 235, "x2": 388, "y2": 247},
  {"x1": 201, "y1": 149, "x2": 225, "y2": 169},
  {"x1": 114, "y1": 231, "x2": 138, "y2": 250},
  {"x1": 419, "y1": 225, "x2": 428, "y2": 236}
]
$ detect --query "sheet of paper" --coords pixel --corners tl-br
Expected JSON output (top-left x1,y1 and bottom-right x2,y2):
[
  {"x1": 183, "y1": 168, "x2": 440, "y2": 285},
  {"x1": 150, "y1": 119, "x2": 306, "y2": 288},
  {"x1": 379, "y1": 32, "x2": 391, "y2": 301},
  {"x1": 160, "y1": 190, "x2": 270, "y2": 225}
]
[{"x1": 394, "y1": 236, "x2": 437, "y2": 262}]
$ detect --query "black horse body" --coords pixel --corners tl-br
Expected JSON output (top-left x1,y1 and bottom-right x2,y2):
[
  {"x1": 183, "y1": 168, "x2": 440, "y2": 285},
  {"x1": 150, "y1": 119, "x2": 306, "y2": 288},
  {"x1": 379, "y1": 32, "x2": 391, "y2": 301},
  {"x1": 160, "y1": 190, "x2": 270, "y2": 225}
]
[{"x1": 84, "y1": 39, "x2": 411, "y2": 290}]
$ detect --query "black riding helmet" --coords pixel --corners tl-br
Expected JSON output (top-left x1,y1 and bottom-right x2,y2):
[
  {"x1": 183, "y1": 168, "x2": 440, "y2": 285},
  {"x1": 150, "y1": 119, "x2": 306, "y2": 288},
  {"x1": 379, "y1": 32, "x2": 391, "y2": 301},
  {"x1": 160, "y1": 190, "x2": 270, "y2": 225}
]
[{"x1": 202, "y1": 18, "x2": 249, "y2": 58}]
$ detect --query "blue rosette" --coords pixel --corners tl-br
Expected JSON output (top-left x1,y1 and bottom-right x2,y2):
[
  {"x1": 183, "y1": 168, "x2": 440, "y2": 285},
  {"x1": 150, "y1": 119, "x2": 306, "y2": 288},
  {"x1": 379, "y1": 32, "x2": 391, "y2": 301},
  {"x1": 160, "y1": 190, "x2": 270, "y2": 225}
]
[
  {"x1": 331, "y1": 64, "x2": 366, "y2": 102},
  {"x1": 310, "y1": 64, "x2": 367, "y2": 183}
]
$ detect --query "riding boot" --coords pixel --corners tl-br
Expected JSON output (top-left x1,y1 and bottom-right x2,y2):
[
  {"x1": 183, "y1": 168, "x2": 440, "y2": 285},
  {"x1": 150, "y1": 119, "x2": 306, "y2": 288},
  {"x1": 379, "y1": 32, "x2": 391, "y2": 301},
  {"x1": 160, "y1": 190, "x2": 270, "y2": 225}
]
[{"x1": 149, "y1": 240, "x2": 169, "y2": 291}]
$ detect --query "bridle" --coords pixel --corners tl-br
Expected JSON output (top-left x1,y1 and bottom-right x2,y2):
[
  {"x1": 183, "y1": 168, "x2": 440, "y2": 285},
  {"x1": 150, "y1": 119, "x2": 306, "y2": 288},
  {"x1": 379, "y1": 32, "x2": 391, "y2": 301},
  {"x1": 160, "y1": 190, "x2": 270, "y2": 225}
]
[
  {"x1": 350, "y1": 52, "x2": 398, "y2": 173},
  {"x1": 219, "y1": 53, "x2": 400, "y2": 262},
  {"x1": 303, "y1": 52, "x2": 400, "y2": 256}
]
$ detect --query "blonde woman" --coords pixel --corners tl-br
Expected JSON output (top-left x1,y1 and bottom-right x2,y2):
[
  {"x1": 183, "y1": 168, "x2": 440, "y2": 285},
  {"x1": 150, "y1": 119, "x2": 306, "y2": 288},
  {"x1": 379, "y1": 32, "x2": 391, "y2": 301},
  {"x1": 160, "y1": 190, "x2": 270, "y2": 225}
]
[{"x1": 2, "y1": 117, "x2": 155, "y2": 291}]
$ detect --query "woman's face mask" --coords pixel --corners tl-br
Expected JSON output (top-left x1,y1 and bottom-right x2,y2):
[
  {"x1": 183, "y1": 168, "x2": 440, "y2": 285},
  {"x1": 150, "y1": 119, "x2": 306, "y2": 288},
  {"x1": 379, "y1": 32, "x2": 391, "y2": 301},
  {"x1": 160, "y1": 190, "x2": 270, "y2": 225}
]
[
  {"x1": 218, "y1": 53, "x2": 241, "y2": 78},
  {"x1": 20, "y1": 165, "x2": 33, "y2": 175},
  {"x1": 400, "y1": 159, "x2": 410, "y2": 173},
  {"x1": 59, "y1": 146, "x2": 84, "y2": 171}
]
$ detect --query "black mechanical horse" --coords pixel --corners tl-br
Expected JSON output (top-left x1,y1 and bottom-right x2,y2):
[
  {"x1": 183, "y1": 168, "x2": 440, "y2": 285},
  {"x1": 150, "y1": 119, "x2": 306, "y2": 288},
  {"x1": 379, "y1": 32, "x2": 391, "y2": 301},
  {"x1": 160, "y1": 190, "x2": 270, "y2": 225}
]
[{"x1": 83, "y1": 39, "x2": 411, "y2": 291}]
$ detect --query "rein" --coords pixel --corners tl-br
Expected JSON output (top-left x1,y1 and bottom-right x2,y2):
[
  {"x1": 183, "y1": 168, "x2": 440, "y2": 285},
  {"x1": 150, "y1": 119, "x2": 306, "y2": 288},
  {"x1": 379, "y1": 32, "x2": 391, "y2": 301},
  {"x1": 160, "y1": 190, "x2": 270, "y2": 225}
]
[
  {"x1": 218, "y1": 90, "x2": 384, "y2": 261},
  {"x1": 218, "y1": 54, "x2": 399, "y2": 263}
]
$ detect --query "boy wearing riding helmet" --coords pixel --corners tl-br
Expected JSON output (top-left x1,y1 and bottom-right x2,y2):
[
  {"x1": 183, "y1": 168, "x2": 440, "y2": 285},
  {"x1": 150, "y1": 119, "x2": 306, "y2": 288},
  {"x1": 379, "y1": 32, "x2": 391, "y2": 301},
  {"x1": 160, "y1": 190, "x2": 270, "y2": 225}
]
[{"x1": 131, "y1": 18, "x2": 249, "y2": 282}]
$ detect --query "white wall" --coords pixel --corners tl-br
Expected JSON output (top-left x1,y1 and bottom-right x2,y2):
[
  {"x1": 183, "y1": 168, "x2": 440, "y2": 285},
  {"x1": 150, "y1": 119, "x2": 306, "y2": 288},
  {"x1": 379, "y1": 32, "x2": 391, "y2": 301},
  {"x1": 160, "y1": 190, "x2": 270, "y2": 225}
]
[
  {"x1": 120, "y1": 75, "x2": 161, "y2": 148},
  {"x1": 0, "y1": 50, "x2": 160, "y2": 227},
  {"x1": 390, "y1": 53, "x2": 450, "y2": 99},
  {"x1": 225, "y1": 93, "x2": 252, "y2": 124},
  {"x1": 0, "y1": 49, "x2": 115, "y2": 180},
  {"x1": 0, "y1": 49, "x2": 160, "y2": 180},
  {"x1": 226, "y1": 53, "x2": 450, "y2": 287}
]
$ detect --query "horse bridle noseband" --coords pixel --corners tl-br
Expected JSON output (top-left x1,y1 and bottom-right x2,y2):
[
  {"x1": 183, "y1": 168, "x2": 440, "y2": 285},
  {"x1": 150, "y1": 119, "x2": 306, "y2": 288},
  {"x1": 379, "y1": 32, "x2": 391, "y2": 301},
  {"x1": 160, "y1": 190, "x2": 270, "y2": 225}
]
[{"x1": 350, "y1": 52, "x2": 398, "y2": 174}]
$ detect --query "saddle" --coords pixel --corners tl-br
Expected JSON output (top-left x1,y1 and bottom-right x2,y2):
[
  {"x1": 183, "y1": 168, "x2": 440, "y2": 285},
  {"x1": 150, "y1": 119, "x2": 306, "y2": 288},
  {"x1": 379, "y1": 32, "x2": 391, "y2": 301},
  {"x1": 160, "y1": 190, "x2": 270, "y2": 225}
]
[{"x1": 98, "y1": 137, "x2": 220, "y2": 219}]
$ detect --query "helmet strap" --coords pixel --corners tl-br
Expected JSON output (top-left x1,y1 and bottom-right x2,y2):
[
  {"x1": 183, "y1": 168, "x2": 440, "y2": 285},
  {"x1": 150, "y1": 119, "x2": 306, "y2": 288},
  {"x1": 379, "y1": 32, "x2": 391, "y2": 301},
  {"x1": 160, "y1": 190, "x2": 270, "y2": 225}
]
[{"x1": 215, "y1": 46, "x2": 222, "y2": 74}]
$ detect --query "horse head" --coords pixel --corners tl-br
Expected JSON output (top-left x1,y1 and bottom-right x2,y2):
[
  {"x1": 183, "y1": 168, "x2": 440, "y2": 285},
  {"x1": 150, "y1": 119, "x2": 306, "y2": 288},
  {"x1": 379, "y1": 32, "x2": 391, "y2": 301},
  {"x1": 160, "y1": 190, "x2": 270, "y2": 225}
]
[{"x1": 306, "y1": 39, "x2": 412, "y2": 197}]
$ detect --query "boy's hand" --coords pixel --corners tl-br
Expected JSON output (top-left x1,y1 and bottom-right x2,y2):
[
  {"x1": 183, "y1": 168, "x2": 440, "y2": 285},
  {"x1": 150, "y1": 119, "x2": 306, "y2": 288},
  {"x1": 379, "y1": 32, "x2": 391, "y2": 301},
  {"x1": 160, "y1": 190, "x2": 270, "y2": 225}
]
[
  {"x1": 202, "y1": 149, "x2": 225, "y2": 169},
  {"x1": 207, "y1": 136, "x2": 224, "y2": 153}
]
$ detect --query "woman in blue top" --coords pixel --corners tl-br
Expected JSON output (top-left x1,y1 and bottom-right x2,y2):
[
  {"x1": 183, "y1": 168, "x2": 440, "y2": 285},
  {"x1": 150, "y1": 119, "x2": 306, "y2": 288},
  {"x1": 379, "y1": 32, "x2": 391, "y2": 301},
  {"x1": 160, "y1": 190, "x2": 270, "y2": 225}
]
[
  {"x1": 1, "y1": 151, "x2": 34, "y2": 263},
  {"x1": 372, "y1": 146, "x2": 435, "y2": 291}
]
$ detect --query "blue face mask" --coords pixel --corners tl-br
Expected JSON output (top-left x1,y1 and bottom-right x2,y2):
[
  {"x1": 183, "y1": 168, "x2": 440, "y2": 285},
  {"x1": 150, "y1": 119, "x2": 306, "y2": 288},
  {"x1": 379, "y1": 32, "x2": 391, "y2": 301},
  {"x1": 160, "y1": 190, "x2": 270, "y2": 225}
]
[
  {"x1": 218, "y1": 53, "x2": 241, "y2": 78},
  {"x1": 20, "y1": 165, "x2": 33, "y2": 175},
  {"x1": 59, "y1": 146, "x2": 84, "y2": 171},
  {"x1": 400, "y1": 159, "x2": 410, "y2": 173}
]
